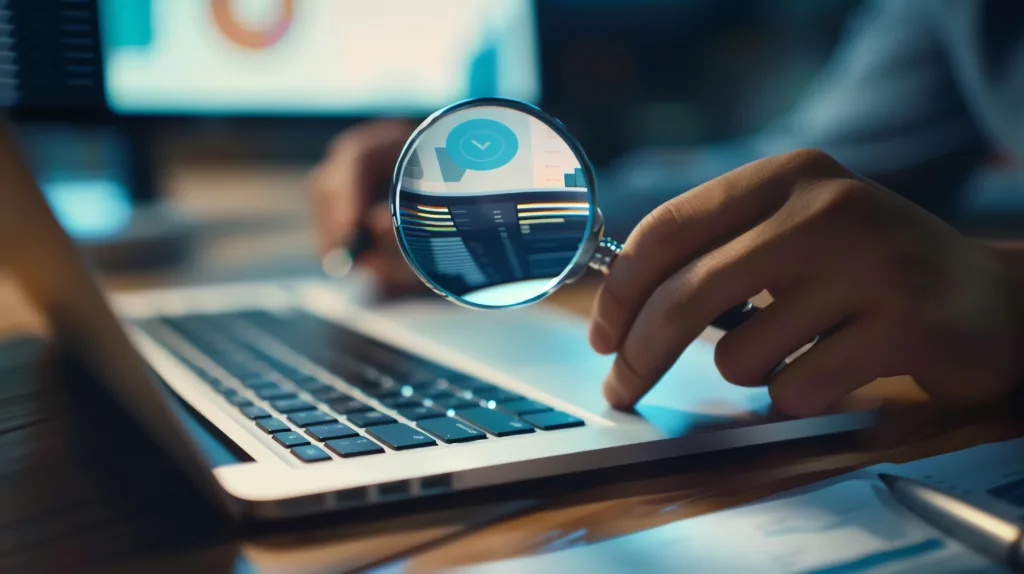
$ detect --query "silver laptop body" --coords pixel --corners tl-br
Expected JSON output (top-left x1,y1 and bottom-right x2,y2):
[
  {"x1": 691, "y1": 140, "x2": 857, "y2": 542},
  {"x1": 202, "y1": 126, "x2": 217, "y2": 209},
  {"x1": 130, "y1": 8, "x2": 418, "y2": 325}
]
[{"x1": 0, "y1": 122, "x2": 875, "y2": 521}]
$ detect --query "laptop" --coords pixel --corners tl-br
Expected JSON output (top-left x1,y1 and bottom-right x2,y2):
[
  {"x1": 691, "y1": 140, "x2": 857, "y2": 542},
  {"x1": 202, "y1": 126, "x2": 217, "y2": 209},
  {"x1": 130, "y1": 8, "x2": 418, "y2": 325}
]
[{"x1": 0, "y1": 119, "x2": 876, "y2": 521}]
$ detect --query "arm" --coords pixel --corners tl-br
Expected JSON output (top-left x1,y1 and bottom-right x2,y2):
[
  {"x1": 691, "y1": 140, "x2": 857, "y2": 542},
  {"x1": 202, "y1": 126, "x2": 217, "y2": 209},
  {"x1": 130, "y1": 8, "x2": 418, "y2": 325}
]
[
  {"x1": 760, "y1": 0, "x2": 990, "y2": 217},
  {"x1": 601, "y1": 0, "x2": 989, "y2": 239}
]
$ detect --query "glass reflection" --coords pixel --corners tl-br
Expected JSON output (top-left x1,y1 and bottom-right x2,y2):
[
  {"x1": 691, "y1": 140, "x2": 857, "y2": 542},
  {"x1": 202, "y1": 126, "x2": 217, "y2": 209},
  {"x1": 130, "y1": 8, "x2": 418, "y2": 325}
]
[{"x1": 395, "y1": 103, "x2": 593, "y2": 308}]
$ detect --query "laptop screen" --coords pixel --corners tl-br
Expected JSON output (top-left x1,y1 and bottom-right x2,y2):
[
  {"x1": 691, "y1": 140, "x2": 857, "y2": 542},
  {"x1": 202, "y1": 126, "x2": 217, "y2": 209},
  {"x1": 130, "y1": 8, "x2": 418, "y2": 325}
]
[{"x1": 97, "y1": 0, "x2": 541, "y2": 116}]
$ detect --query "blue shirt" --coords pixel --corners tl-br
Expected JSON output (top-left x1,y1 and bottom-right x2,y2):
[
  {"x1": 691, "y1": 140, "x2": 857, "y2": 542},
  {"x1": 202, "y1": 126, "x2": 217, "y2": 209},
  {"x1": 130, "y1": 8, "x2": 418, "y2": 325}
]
[{"x1": 603, "y1": 0, "x2": 1024, "y2": 238}]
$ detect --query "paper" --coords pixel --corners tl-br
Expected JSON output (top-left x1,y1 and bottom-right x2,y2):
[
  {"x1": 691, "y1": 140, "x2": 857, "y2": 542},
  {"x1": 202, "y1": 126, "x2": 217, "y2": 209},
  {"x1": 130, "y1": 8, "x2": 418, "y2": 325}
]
[
  {"x1": 878, "y1": 437, "x2": 1024, "y2": 522},
  {"x1": 450, "y1": 438, "x2": 1024, "y2": 574}
]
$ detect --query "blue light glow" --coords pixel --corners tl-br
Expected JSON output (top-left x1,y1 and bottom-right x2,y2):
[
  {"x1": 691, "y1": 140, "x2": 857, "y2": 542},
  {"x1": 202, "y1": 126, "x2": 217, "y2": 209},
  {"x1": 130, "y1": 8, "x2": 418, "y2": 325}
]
[{"x1": 41, "y1": 178, "x2": 134, "y2": 240}]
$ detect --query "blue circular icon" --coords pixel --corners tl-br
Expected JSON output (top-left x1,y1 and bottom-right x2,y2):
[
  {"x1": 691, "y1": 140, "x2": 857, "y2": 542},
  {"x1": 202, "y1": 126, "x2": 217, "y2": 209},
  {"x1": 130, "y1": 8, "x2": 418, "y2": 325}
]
[{"x1": 445, "y1": 118, "x2": 519, "y2": 171}]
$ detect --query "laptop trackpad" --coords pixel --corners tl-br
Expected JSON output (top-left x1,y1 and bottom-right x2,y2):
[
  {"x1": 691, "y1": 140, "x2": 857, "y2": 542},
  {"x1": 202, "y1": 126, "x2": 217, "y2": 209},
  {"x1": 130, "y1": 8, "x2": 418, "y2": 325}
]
[{"x1": 374, "y1": 300, "x2": 776, "y2": 433}]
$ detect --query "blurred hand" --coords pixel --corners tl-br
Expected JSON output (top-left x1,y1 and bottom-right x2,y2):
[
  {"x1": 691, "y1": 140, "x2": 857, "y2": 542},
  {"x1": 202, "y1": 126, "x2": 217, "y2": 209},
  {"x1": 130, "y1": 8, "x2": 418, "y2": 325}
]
[
  {"x1": 308, "y1": 119, "x2": 424, "y2": 291},
  {"x1": 590, "y1": 149, "x2": 1023, "y2": 417}
]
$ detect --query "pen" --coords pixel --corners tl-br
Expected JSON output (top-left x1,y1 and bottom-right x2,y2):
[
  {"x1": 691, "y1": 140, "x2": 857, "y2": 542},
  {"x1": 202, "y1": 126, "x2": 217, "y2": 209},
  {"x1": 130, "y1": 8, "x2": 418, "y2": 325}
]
[
  {"x1": 321, "y1": 226, "x2": 374, "y2": 278},
  {"x1": 878, "y1": 473, "x2": 1024, "y2": 571}
]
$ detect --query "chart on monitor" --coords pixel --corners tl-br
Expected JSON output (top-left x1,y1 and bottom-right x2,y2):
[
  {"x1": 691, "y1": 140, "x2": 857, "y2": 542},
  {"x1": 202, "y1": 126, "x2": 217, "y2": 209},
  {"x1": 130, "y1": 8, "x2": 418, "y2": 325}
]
[{"x1": 97, "y1": 0, "x2": 540, "y2": 115}]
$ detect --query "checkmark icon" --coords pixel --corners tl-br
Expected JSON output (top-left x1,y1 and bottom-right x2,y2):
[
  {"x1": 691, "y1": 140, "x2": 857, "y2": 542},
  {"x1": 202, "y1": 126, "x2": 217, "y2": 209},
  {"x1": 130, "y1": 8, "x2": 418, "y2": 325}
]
[{"x1": 446, "y1": 119, "x2": 518, "y2": 171}]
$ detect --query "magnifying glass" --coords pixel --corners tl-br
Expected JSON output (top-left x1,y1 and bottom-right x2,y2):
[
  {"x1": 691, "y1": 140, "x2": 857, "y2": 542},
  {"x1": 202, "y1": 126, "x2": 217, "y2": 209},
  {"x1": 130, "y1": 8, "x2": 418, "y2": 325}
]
[{"x1": 389, "y1": 98, "x2": 755, "y2": 329}]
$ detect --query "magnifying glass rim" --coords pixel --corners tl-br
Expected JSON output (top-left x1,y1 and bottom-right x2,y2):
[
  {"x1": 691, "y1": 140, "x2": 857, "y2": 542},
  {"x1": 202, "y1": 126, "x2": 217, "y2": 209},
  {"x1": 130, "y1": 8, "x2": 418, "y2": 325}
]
[{"x1": 389, "y1": 96, "x2": 601, "y2": 310}]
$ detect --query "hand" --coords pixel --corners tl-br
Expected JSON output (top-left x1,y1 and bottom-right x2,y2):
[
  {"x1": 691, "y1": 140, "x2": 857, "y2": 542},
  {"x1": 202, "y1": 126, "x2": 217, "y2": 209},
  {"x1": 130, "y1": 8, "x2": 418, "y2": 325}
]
[
  {"x1": 308, "y1": 119, "x2": 424, "y2": 291},
  {"x1": 589, "y1": 149, "x2": 1022, "y2": 416}
]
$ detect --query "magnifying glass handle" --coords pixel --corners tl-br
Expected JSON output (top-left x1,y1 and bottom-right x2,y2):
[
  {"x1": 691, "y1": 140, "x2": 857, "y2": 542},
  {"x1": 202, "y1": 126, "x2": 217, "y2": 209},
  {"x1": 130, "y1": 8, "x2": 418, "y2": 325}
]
[
  {"x1": 588, "y1": 236, "x2": 624, "y2": 274},
  {"x1": 587, "y1": 236, "x2": 759, "y2": 332}
]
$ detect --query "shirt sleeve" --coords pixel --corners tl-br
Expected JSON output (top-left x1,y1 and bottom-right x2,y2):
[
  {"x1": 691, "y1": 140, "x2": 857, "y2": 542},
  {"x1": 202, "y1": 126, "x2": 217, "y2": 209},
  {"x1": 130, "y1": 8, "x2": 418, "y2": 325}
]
[
  {"x1": 757, "y1": 0, "x2": 988, "y2": 177},
  {"x1": 600, "y1": 0, "x2": 991, "y2": 239}
]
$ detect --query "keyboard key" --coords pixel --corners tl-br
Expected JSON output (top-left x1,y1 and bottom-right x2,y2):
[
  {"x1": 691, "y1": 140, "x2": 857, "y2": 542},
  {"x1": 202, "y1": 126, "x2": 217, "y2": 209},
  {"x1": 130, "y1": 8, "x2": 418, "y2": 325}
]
[
  {"x1": 472, "y1": 388, "x2": 523, "y2": 403},
  {"x1": 291, "y1": 444, "x2": 331, "y2": 463},
  {"x1": 325, "y1": 436, "x2": 385, "y2": 458},
  {"x1": 248, "y1": 382, "x2": 283, "y2": 393},
  {"x1": 244, "y1": 379, "x2": 280, "y2": 391},
  {"x1": 256, "y1": 418, "x2": 290, "y2": 434},
  {"x1": 287, "y1": 410, "x2": 336, "y2": 427},
  {"x1": 366, "y1": 423, "x2": 437, "y2": 450},
  {"x1": 428, "y1": 396, "x2": 480, "y2": 410},
  {"x1": 444, "y1": 376, "x2": 492, "y2": 390},
  {"x1": 418, "y1": 417, "x2": 487, "y2": 444},
  {"x1": 240, "y1": 405, "x2": 272, "y2": 419},
  {"x1": 274, "y1": 366, "x2": 309, "y2": 379},
  {"x1": 402, "y1": 373, "x2": 445, "y2": 388},
  {"x1": 311, "y1": 387, "x2": 347, "y2": 402},
  {"x1": 328, "y1": 398, "x2": 374, "y2": 415},
  {"x1": 273, "y1": 431, "x2": 311, "y2": 448},
  {"x1": 456, "y1": 407, "x2": 534, "y2": 437},
  {"x1": 250, "y1": 353, "x2": 283, "y2": 365},
  {"x1": 305, "y1": 422, "x2": 358, "y2": 441},
  {"x1": 498, "y1": 399, "x2": 552, "y2": 416},
  {"x1": 208, "y1": 380, "x2": 233, "y2": 394},
  {"x1": 380, "y1": 395, "x2": 424, "y2": 409},
  {"x1": 217, "y1": 386, "x2": 239, "y2": 397},
  {"x1": 256, "y1": 387, "x2": 297, "y2": 401},
  {"x1": 346, "y1": 410, "x2": 397, "y2": 428},
  {"x1": 270, "y1": 398, "x2": 316, "y2": 413},
  {"x1": 522, "y1": 411, "x2": 585, "y2": 430},
  {"x1": 228, "y1": 395, "x2": 253, "y2": 407},
  {"x1": 418, "y1": 385, "x2": 455, "y2": 399},
  {"x1": 293, "y1": 378, "x2": 329, "y2": 392},
  {"x1": 360, "y1": 384, "x2": 403, "y2": 399},
  {"x1": 198, "y1": 371, "x2": 219, "y2": 383},
  {"x1": 226, "y1": 366, "x2": 262, "y2": 379},
  {"x1": 397, "y1": 406, "x2": 445, "y2": 421},
  {"x1": 241, "y1": 377, "x2": 280, "y2": 390}
]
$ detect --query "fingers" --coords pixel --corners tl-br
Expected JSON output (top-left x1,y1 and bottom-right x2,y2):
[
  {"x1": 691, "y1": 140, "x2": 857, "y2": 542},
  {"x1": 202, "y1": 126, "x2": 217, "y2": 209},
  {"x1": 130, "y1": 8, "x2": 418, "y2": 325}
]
[
  {"x1": 602, "y1": 215, "x2": 807, "y2": 409},
  {"x1": 361, "y1": 204, "x2": 425, "y2": 293},
  {"x1": 590, "y1": 149, "x2": 839, "y2": 354},
  {"x1": 713, "y1": 276, "x2": 860, "y2": 388},
  {"x1": 767, "y1": 318, "x2": 889, "y2": 417},
  {"x1": 310, "y1": 119, "x2": 414, "y2": 255}
]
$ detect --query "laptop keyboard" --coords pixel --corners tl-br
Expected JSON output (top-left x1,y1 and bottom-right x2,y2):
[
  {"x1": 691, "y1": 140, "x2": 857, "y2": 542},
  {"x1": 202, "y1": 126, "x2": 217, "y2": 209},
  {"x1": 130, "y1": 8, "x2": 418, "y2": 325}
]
[{"x1": 137, "y1": 310, "x2": 583, "y2": 463}]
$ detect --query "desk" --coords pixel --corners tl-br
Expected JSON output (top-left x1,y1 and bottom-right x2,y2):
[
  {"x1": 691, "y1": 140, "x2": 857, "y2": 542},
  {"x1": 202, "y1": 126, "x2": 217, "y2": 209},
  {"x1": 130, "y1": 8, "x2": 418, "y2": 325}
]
[{"x1": 2, "y1": 187, "x2": 1024, "y2": 573}]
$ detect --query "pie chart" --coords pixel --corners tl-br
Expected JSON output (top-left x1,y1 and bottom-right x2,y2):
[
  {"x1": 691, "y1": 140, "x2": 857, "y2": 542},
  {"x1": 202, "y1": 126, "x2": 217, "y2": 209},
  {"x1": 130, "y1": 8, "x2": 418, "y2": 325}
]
[{"x1": 210, "y1": 0, "x2": 295, "y2": 50}]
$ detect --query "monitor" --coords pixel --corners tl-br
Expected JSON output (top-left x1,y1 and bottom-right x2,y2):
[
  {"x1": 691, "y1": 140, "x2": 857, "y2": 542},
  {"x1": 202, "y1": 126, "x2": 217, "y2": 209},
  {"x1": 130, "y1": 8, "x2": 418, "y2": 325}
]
[
  {"x1": 3, "y1": 0, "x2": 541, "y2": 116},
  {"x1": 2, "y1": 0, "x2": 541, "y2": 245},
  {"x1": 98, "y1": 0, "x2": 542, "y2": 116}
]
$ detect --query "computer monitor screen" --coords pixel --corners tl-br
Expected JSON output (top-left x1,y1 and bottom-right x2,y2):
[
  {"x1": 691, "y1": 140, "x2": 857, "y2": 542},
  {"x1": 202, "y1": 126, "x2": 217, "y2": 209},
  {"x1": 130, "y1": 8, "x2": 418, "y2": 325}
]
[{"x1": 97, "y1": 0, "x2": 541, "y2": 116}]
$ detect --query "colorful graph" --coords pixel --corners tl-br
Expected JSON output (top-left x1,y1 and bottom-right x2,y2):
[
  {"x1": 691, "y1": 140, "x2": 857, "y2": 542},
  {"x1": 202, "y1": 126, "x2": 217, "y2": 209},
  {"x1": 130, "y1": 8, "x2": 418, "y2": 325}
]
[
  {"x1": 563, "y1": 168, "x2": 586, "y2": 188},
  {"x1": 210, "y1": 0, "x2": 294, "y2": 50},
  {"x1": 517, "y1": 201, "x2": 588, "y2": 229}
]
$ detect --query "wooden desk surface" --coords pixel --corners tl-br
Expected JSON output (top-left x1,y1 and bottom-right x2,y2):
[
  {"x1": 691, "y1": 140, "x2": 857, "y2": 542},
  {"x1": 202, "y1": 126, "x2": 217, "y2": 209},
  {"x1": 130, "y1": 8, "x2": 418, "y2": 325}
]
[{"x1": 2, "y1": 189, "x2": 1024, "y2": 573}]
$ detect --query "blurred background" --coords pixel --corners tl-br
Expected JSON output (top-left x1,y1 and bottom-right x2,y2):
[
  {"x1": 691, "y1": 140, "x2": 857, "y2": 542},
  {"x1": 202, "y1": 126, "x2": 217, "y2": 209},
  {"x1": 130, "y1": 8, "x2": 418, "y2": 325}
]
[{"x1": 5, "y1": 0, "x2": 1022, "y2": 278}]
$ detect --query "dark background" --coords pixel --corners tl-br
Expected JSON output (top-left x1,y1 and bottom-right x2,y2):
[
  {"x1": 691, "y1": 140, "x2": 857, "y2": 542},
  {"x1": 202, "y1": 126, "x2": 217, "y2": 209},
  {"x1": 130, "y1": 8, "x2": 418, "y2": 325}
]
[
  {"x1": 10, "y1": 0, "x2": 862, "y2": 167},
  {"x1": 8, "y1": 0, "x2": 1023, "y2": 240}
]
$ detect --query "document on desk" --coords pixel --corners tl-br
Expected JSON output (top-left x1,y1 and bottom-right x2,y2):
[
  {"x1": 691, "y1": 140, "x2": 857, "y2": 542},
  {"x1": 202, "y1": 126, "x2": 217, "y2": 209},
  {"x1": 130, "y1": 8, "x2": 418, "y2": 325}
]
[{"x1": 453, "y1": 438, "x2": 1024, "y2": 574}]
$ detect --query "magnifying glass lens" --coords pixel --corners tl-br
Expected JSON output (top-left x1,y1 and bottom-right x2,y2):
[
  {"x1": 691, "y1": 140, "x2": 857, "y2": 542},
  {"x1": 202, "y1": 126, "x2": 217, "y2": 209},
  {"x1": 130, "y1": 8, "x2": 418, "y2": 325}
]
[
  {"x1": 391, "y1": 99, "x2": 775, "y2": 378},
  {"x1": 392, "y1": 100, "x2": 598, "y2": 309}
]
